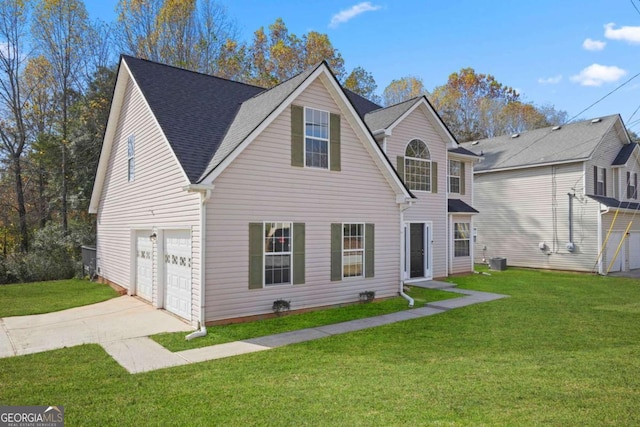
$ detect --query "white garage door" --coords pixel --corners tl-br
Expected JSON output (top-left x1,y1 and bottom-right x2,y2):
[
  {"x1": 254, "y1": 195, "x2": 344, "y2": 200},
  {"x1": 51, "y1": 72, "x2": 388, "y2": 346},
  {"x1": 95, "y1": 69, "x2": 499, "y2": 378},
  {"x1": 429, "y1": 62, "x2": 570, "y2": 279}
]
[
  {"x1": 605, "y1": 232, "x2": 625, "y2": 273},
  {"x1": 135, "y1": 231, "x2": 153, "y2": 302},
  {"x1": 630, "y1": 233, "x2": 640, "y2": 270},
  {"x1": 164, "y1": 230, "x2": 192, "y2": 320}
]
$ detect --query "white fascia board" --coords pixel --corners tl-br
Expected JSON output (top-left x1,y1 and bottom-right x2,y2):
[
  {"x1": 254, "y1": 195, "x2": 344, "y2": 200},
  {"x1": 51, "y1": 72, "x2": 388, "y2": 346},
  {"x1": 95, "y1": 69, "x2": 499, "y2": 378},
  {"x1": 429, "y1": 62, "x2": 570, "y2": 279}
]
[
  {"x1": 448, "y1": 152, "x2": 482, "y2": 162},
  {"x1": 88, "y1": 63, "x2": 130, "y2": 213}
]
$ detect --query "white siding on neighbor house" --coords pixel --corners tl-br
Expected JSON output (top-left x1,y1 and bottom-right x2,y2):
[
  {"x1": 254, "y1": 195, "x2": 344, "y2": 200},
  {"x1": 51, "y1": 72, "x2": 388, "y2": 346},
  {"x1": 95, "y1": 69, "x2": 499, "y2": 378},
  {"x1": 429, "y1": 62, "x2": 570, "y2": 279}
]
[
  {"x1": 385, "y1": 106, "x2": 449, "y2": 278},
  {"x1": 203, "y1": 79, "x2": 401, "y2": 322},
  {"x1": 473, "y1": 162, "x2": 603, "y2": 272},
  {"x1": 96, "y1": 77, "x2": 201, "y2": 323},
  {"x1": 585, "y1": 122, "x2": 627, "y2": 197}
]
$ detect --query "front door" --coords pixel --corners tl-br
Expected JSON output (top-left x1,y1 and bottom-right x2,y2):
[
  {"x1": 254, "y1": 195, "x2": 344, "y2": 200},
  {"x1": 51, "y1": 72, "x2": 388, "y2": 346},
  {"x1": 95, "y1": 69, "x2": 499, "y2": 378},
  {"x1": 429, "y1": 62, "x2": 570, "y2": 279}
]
[{"x1": 410, "y1": 223, "x2": 424, "y2": 278}]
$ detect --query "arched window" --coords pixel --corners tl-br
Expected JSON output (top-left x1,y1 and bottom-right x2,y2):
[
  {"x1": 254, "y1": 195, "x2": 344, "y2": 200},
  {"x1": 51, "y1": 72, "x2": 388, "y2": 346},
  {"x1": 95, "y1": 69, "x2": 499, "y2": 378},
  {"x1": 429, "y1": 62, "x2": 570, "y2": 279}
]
[{"x1": 404, "y1": 139, "x2": 431, "y2": 192}]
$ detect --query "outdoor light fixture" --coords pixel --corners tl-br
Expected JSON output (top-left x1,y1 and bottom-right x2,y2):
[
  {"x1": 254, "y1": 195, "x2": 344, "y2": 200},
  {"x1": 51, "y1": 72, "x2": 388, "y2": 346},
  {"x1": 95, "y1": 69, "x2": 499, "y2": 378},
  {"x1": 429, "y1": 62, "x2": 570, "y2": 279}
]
[{"x1": 150, "y1": 232, "x2": 157, "y2": 242}]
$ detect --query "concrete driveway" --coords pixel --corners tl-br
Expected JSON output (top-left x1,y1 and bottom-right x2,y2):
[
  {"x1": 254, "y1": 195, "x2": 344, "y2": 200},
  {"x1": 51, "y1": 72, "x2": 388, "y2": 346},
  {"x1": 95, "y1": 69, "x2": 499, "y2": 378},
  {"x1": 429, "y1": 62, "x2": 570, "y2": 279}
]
[{"x1": 0, "y1": 296, "x2": 192, "y2": 358}]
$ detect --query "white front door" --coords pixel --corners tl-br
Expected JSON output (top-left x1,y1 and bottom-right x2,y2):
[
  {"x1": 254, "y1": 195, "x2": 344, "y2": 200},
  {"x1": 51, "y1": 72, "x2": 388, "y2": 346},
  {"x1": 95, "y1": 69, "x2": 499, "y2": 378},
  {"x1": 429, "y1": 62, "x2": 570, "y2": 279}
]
[
  {"x1": 404, "y1": 222, "x2": 432, "y2": 280},
  {"x1": 135, "y1": 231, "x2": 153, "y2": 301},
  {"x1": 164, "y1": 230, "x2": 192, "y2": 320}
]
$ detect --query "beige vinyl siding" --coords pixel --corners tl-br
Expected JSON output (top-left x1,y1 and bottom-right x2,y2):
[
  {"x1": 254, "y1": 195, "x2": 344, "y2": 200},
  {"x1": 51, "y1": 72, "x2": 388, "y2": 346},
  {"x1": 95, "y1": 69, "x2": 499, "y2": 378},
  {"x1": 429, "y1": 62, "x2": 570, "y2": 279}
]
[
  {"x1": 385, "y1": 106, "x2": 449, "y2": 278},
  {"x1": 203, "y1": 79, "x2": 400, "y2": 322},
  {"x1": 96, "y1": 77, "x2": 201, "y2": 323},
  {"x1": 473, "y1": 162, "x2": 602, "y2": 272}
]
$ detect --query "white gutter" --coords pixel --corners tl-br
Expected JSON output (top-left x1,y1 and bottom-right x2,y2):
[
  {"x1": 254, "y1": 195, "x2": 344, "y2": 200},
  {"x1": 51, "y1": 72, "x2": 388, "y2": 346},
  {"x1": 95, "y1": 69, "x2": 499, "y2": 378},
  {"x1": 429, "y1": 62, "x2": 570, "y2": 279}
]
[
  {"x1": 183, "y1": 184, "x2": 214, "y2": 340},
  {"x1": 398, "y1": 200, "x2": 414, "y2": 307}
]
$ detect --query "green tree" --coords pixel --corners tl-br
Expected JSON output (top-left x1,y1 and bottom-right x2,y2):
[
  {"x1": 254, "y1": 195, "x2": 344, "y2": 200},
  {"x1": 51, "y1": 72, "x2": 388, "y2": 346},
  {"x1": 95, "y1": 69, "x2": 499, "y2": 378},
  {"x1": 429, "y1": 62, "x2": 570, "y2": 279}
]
[
  {"x1": 344, "y1": 66, "x2": 380, "y2": 104},
  {"x1": 429, "y1": 67, "x2": 519, "y2": 141},
  {"x1": 0, "y1": 0, "x2": 32, "y2": 252},
  {"x1": 32, "y1": 0, "x2": 92, "y2": 233},
  {"x1": 382, "y1": 76, "x2": 427, "y2": 106}
]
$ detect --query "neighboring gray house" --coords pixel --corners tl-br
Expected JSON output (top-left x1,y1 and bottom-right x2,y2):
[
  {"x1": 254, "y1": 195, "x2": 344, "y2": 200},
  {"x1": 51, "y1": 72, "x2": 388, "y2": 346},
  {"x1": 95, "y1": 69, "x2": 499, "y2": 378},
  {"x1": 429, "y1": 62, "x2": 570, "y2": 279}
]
[
  {"x1": 461, "y1": 115, "x2": 640, "y2": 274},
  {"x1": 89, "y1": 56, "x2": 478, "y2": 328}
]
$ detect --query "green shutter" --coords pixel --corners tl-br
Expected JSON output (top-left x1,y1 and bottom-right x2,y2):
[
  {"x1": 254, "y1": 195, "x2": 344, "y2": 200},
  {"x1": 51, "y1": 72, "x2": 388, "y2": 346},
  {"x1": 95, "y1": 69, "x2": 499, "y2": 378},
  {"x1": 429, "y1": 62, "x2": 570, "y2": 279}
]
[
  {"x1": 330, "y1": 113, "x2": 341, "y2": 171},
  {"x1": 331, "y1": 223, "x2": 342, "y2": 281},
  {"x1": 460, "y1": 162, "x2": 466, "y2": 195},
  {"x1": 397, "y1": 156, "x2": 405, "y2": 181},
  {"x1": 291, "y1": 105, "x2": 304, "y2": 167},
  {"x1": 365, "y1": 223, "x2": 375, "y2": 278},
  {"x1": 249, "y1": 223, "x2": 263, "y2": 289},
  {"x1": 432, "y1": 161, "x2": 438, "y2": 193},
  {"x1": 293, "y1": 223, "x2": 305, "y2": 285}
]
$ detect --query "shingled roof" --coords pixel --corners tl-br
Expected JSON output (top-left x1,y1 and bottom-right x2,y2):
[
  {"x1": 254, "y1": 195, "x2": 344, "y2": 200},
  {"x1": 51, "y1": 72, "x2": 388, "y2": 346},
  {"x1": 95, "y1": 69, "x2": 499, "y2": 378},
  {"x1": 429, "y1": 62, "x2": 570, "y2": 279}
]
[
  {"x1": 461, "y1": 115, "x2": 628, "y2": 173},
  {"x1": 123, "y1": 55, "x2": 265, "y2": 183}
]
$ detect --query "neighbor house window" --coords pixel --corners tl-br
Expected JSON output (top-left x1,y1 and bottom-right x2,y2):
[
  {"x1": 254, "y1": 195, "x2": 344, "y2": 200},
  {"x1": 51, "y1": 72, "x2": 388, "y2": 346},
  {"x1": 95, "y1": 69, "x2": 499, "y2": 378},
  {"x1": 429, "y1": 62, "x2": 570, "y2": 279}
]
[
  {"x1": 595, "y1": 167, "x2": 606, "y2": 196},
  {"x1": 343, "y1": 223, "x2": 364, "y2": 278},
  {"x1": 627, "y1": 172, "x2": 638, "y2": 199},
  {"x1": 264, "y1": 222, "x2": 292, "y2": 286},
  {"x1": 449, "y1": 160, "x2": 461, "y2": 194},
  {"x1": 305, "y1": 107, "x2": 329, "y2": 169},
  {"x1": 127, "y1": 135, "x2": 135, "y2": 182},
  {"x1": 454, "y1": 223, "x2": 470, "y2": 257},
  {"x1": 405, "y1": 139, "x2": 431, "y2": 192}
]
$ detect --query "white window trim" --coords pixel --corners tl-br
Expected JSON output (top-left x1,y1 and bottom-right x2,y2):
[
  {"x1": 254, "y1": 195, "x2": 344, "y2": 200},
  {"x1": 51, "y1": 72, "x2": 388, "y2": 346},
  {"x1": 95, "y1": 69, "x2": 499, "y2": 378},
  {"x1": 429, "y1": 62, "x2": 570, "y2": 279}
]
[
  {"x1": 453, "y1": 222, "x2": 471, "y2": 258},
  {"x1": 596, "y1": 167, "x2": 605, "y2": 196},
  {"x1": 628, "y1": 171, "x2": 637, "y2": 200},
  {"x1": 342, "y1": 222, "x2": 365, "y2": 279},
  {"x1": 404, "y1": 139, "x2": 432, "y2": 193},
  {"x1": 127, "y1": 135, "x2": 135, "y2": 182},
  {"x1": 448, "y1": 160, "x2": 461, "y2": 194},
  {"x1": 303, "y1": 106, "x2": 330, "y2": 170},
  {"x1": 263, "y1": 221, "x2": 293, "y2": 287}
]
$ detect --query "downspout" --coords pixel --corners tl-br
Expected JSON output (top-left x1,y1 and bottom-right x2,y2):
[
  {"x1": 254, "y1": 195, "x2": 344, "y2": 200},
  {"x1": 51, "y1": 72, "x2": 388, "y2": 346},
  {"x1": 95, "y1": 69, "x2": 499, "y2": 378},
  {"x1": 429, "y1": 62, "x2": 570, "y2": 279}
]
[
  {"x1": 399, "y1": 199, "x2": 414, "y2": 307},
  {"x1": 185, "y1": 185, "x2": 213, "y2": 340},
  {"x1": 596, "y1": 204, "x2": 610, "y2": 275},
  {"x1": 566, "y1": 193, "x2": 575, "y2": 252}
]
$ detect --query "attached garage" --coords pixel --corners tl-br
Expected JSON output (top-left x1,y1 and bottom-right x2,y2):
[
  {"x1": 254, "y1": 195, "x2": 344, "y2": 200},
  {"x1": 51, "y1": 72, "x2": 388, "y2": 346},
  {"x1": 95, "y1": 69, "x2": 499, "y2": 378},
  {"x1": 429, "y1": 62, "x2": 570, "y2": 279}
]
[
  {"x1": 135, "y1": 230, "x2": 153, "y2": 301},
  {"x1": 163, "y1": 230, "x2": 192, "y2": 321}
]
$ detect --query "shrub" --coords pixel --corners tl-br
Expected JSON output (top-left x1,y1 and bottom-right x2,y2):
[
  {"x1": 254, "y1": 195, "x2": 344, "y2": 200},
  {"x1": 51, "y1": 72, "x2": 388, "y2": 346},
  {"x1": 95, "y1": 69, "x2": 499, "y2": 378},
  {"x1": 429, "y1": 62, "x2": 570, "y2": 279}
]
[{"x1": 272, "y1": 299, "x2": 291, "y2": 315}]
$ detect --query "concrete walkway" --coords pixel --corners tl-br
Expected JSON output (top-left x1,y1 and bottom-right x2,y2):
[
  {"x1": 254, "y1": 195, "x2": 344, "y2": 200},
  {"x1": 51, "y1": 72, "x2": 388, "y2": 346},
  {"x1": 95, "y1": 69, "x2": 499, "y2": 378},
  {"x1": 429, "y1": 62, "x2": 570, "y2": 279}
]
[{"x1": 1, "y1": 282, "x2": 508, "y2": 374}]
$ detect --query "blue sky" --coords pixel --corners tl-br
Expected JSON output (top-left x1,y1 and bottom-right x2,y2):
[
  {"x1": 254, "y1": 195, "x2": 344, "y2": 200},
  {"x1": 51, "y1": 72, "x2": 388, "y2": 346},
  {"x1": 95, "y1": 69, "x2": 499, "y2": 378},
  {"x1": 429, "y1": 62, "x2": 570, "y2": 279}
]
[{"x1": 87, "y1": 1, "x2": 640, "y2": 131}]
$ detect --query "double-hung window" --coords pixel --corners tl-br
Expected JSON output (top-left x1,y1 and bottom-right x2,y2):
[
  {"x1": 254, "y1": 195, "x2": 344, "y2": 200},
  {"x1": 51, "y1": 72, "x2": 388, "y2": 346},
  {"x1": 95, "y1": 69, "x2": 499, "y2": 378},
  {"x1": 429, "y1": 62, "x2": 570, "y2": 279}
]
[
  {"x1": 264, "y1": 222, "x2": 292, "y2": 286},
  {"x1": 127, "y1": 135, "x2": 135, "y2": 182},
  {"x1": 454, "y1": 223, "x2": 470, "y2": 257},
  {"x1": 448, "y1": 160, "x2": 461, "y2": 194},
  {"x1": 305, "y1": 108, "x2": 329, "y2": 169},
  {"x1": 404, "y1": 139, "x2": 431, "y2": 192},
  {"x1": 343, "y1": 224, "x2": 364, "y2": 278},
  {"x1": 595, "y1": 167, "x2": 606, "y2": 196}
]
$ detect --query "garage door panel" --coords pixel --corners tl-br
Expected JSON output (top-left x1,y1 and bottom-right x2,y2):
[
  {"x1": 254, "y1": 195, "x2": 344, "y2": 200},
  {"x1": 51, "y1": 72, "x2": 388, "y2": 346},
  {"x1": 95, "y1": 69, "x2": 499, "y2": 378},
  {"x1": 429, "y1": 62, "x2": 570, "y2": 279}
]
[
  {"x1": 164, "y1": 230, "x2": 192, "y2": 320},
  {"x1": 136, "y1": 231, "x2": 153, "y2": 301},
  {"x1": 630, "y1": 233, "x2": 640, "y2": 270}
]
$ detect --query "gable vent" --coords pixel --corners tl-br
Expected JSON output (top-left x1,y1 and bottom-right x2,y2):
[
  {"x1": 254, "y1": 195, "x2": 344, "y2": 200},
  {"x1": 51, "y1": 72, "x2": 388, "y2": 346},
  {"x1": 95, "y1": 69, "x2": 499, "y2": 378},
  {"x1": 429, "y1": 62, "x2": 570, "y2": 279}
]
[
  {"x1": 552, "y1": 125, "x2": 562, "y2": 131},
  {"x1": 511, "y1": 133, "x2": 520, "y2": 138},
  {"x1": 591, "y1": 118, "x2": 601, "y2": 123}
]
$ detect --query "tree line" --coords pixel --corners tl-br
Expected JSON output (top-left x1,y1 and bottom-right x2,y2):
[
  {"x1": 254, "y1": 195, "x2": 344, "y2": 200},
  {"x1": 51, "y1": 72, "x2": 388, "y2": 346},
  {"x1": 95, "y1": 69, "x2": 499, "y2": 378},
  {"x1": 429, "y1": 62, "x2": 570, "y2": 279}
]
[{"x1": 0, "y1": 0, "x2": 567, "y2": 282}]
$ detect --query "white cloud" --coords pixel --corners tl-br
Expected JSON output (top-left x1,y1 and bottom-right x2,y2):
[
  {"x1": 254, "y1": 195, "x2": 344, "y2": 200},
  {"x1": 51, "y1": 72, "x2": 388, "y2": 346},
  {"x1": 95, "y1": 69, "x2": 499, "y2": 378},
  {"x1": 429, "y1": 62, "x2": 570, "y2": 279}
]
[
  {"x1": 538, "y1": 75, "x2": 563, "y2": 85},
  {"x1": 570, "y1": 64, "x2": 627, "y2": 86},
  {"x1": 604, "y1": 22, "x2": 640, "y2": 44},
  {"x1": 582, "y1": 38, "x2": 606, "y2": 51},
  {"x1": 329, "y1": 2, "x2": 381, "y2": 28}
]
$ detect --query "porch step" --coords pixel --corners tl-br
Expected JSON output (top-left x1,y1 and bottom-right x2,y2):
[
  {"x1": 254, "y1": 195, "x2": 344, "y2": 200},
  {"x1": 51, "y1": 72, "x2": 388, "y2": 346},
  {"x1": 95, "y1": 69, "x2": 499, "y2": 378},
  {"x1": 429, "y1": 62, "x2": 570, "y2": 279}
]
[{"x1": 406, "y1": 280, "x2": 456, "y2": 290}]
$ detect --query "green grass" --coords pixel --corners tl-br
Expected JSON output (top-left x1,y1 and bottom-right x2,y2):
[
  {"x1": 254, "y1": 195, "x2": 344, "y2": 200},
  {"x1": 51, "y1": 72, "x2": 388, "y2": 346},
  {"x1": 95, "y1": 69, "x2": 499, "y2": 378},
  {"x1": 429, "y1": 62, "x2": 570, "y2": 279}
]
[
  {"x1": 0, "y1": 279, "x2": 119, "y2": 317},
  {"x1": 153, "y1": 286, "x2": 457, "y2": 351},
  {"x1": 2, "y1": 268, "x2": 640, "y2": 426}
]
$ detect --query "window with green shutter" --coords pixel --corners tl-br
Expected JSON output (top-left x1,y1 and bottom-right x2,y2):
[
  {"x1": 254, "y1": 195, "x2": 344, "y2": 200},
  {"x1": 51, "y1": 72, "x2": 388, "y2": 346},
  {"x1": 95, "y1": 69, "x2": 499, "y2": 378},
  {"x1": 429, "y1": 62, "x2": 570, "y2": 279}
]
[
  {"x1": 331, "y1": 223, "x2": 375, "y2": 281},
  {"x1": 249, "y1": 222, "x2": 305, "y2": 289},
  {"x1": 291, "y1": 105, "x2": 341, "y2": 171}
]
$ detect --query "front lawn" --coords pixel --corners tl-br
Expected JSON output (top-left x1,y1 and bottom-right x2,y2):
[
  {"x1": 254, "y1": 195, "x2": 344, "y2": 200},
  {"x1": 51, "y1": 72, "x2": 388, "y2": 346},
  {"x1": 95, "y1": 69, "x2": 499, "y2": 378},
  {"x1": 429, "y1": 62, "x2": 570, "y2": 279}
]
[
  {"x1": 153, "y1": 286, "x2": 457, "y2": 351},
  {"x1": 1, "y1": 268, "x2": 639, "y2": 426},
  {"x1": 0, "y1": 279, "x2": 119, "y2": 317}
]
